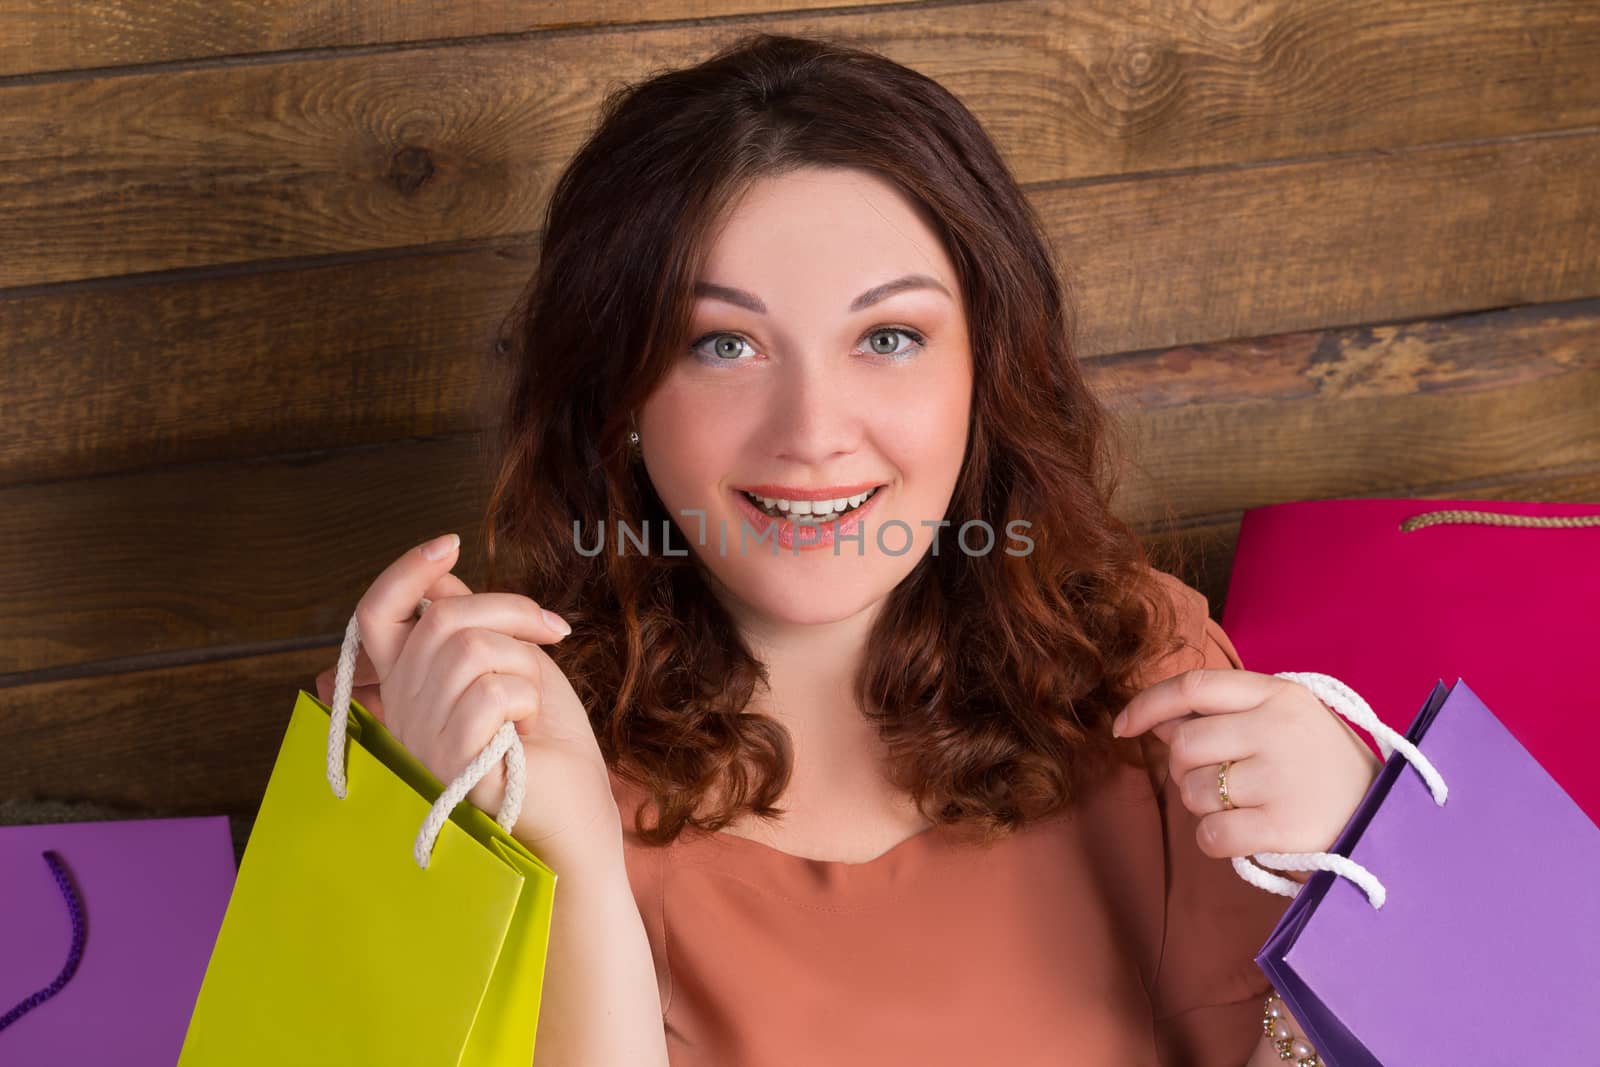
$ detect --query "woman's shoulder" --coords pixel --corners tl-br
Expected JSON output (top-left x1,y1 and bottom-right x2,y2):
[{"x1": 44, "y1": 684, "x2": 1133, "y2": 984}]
[
  {"x1": 1145, "y1": 566, "x2": 1211, "y2": 644},
  {"x1": 606, "y1": 764, "x2": 655, "y2": 838},
  {"x1": 1136, "y1": 567, "x2": 1244, "y2": 686}
]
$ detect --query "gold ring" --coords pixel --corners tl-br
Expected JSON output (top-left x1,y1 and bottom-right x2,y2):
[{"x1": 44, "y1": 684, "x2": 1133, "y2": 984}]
[{"x1": 1217, "y1": 760, "x2": 1237, "y2": 810}]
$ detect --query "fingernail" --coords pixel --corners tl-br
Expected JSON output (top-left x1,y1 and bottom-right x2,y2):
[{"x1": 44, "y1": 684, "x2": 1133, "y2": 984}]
[
  {"x1": 421, "y1": 532, "x2": 459, "y2": 560},
  {"x1": 541, "y1": 608, "x2": 572, "y2": 637},
  {"x1": 1112, "y1": 712, "x2": 1128, "y2": 737}
]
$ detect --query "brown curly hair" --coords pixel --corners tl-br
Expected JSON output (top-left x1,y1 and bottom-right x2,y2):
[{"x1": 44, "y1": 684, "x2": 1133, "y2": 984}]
[{"x1": 480, "y1": 31, "x2": 1188, "y2": 848}]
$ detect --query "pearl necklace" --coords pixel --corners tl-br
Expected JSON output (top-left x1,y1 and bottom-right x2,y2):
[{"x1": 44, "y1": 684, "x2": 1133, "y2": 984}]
[{"x1": 1263, "y1": 992, "x2": 1321, "y2": 1065}]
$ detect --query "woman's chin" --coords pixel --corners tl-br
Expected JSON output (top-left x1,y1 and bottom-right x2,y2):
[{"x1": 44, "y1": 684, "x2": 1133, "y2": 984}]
[
  {"x1": 761, "y1": 603, "x2": 870, "y2": 627},
  {"x1": 710, "y1": 572, "x2": 886, "y2": 628}
]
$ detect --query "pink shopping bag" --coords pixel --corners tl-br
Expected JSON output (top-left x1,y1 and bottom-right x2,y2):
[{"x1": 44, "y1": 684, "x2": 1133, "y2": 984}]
[{"x1": 1219, "y1": 497, "x2": 1600, "y2": 827}]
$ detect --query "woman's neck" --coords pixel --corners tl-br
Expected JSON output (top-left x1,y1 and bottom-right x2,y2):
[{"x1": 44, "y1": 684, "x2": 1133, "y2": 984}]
[{"x1": 731, "y1": 597, "x2": 893, "y2": 802}]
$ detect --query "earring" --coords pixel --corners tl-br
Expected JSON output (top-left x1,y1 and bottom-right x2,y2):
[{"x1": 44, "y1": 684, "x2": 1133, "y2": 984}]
[{"x1": 628, "y1": 429, "x2": 642, "y2": 457}]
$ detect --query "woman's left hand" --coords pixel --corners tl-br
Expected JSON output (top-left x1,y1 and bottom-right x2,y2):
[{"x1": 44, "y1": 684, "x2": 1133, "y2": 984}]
[{"x1": 1112, "y1": 670, "x2": 1384, "y2": 880}]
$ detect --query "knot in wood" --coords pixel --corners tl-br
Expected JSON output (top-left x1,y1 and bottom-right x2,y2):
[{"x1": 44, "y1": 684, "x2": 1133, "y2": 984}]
[
  {"x1": 1113, "y1": 42, "x2": 1164, "y2": 89},
  {"x1": 388, "y1": 146, "x2": 436, "y2": 195}
]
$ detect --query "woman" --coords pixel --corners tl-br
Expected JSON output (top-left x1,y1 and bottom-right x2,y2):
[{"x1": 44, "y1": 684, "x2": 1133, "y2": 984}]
[{"x1": 318, "y1": 32, "x2": 1379, "y2": 1066}]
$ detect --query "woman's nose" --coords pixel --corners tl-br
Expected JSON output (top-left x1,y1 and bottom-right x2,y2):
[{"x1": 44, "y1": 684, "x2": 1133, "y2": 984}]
[{"x1": 764, "y1": 360, "x2": 863, "y2": 467}]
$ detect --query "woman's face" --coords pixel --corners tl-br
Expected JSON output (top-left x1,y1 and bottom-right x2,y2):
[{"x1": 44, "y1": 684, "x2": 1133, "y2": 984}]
[{"x1": 638, "y1": 165, "x2": 974, "y2": 628}]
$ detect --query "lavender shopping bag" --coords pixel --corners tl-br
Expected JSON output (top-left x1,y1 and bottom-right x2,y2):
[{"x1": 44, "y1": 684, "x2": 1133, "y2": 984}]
[
  {"x1": 0, "y1": 816, "x2": 237, "y2": 1064},
  {"x1": 1253, "y1": 678, "x2": 1600, "y2": 1066}
]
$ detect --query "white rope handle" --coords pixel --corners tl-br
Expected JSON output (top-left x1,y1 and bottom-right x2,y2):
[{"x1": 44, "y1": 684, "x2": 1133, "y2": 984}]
[
  {"x1": 325, "y1": 596, "x2": 527, "y2": 870},
  {"x1": 1229, "y1": 671, "x2": 1449, "y2": 909}
]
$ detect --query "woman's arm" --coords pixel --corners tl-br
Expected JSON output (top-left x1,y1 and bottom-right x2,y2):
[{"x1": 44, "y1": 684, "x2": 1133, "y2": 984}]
[{"x1": 531, "y1": 809, "x2": 670, "y2": 1067}]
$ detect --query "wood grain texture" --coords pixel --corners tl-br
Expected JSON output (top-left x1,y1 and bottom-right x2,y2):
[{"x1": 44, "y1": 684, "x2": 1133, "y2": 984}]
[
  {"x1": 1050, "y1": 129, "x2": 1600, "y2": 357},
  {"x1": 1098, "y1": 298, "x2": 1600, "y2": 522},
  {"x1": 0, "y1": 434, "x2": 496, "y2": 678},
  {"x1": 6, "y1": 133, "x2": 1598, "y2": 488},
  {"x1": 2, "y1": 299, "x2": 1595, "y2": 677},
  {"x1": 2, "y1": 1, "x2": 1597, "y2": 286},
  {"x1": 0, "y1": 240, "x2": 531, "y2": 487},
  {"x1": 0, "y1": 0, "x2": 907, "y2": 77},
  {"x1": 0, "y1": 644, "x2": 334, "y2": 814}
]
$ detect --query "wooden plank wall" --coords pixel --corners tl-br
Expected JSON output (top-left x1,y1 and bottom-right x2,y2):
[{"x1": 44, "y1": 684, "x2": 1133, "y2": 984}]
[{"x1": 2, "y1": 1, "x2": 1597, "y2": 832}]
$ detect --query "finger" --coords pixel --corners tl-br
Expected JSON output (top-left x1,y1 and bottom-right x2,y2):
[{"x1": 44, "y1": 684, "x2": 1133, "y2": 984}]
[
  {"x1": 315, "y1": 646, "x2": 384, "y2": 697},
  {"x1": 411, "y1": 627, "x2": 546, "y2": 746},
  {"x1": 1149, "y1": 714, "x2": 1191, "y2": 748},
  {"x1": 1114, "y1": 669, "x2": 1282, "y2": 739},
  {"x1": 1179, "y1": 756, "x2": 1261, "y2": 818},
  {"x1": 399, "y1": 592, "x2": 572, "y2": 698},
  {"x1": 356, "y1": 646, "x2": 379, "y2": 685},
  {"x1": 439, "y1": 673, "x2": 543, "y2": 785},
  {"x1": 317, "y1": 641, "x2": 381, "y2": 695},
  {"x1": 312, "y1": 665, "x2": 381, "y2": 715},
  {"x1": 1194, "y1": 805, "x2": 1274, "y2": 860},
  {"x1": 1161, "y1": 711, "x2": 1262, "y2": 781},
  {"x1": 388, "y1": 573, "x2": 473, "y2": 694},
  {"x1": 354, "y1": 533, "x2": 464, "y2": 679},
  {"x1": 351, "y1": 684, "x2": 385, "y2": 725},
  {"x1": 423, "y1": 571, "x2": 474, "y2": 604}
]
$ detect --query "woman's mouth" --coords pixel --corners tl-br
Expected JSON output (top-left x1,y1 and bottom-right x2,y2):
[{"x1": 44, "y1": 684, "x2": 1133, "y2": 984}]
[
  {"x1": 737, "y1": 486, "x2": 881, "y2": 523},
  {"x1": 728, "y1": 485, "x2": 888, "y2": 552}
]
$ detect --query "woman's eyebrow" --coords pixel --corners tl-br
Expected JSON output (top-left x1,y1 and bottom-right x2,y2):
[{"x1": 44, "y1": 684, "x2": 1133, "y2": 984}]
[{"x1": 692, "y1": 273, "x2": 952, "y2": 315}]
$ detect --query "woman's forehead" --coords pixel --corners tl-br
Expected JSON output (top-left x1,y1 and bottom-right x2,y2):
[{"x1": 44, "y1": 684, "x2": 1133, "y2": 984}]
[{"x1": 695, "y1": 170, "x2": 959, "y2": 314}]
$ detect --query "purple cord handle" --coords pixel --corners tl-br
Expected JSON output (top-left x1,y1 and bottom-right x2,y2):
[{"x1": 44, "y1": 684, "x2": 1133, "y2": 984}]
[{"x1": 0, "y1": 850, "x2": 87, "y2": 1034}]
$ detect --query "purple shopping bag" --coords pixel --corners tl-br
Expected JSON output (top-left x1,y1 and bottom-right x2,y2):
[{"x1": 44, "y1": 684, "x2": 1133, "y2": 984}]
[
  {"x1": 0, "y1": 816, "x2": 237, "y2": 1064},
  {"x1": 1255, "y1": 679, "x2": 1600, "y2": 1066}
]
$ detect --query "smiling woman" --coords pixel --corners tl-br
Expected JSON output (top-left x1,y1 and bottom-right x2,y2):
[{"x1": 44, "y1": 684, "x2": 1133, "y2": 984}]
[
  {"x1": 641, "y1": 166, "x2": 973, "y2": 594},
  {"x1": 475, "y1": 30, "x2": 1292, "y2": 1067}
]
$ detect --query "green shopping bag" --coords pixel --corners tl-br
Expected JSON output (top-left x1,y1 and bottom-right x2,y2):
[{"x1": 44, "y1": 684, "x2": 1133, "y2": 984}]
[{"x1": 178, "y1": 611, "x2": 557, "y2": 1066}]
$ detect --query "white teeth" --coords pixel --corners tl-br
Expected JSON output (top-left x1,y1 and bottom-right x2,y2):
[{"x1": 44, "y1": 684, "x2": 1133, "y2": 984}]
[{"x1": 741, "y1": 487, "x2": 879, "y2": 521}]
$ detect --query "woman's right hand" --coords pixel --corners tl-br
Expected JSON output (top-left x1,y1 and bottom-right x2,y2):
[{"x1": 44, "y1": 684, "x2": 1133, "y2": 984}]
[{"x1": 318, "y1": 532, "x2": 621, "y2": 863}]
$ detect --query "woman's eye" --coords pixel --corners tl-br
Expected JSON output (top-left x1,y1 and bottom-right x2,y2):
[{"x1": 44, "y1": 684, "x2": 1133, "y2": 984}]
[
  {"x1": 860, "y1": 326, "x2": 925, "y2": 361},
  {"x1": 687, "y1": 327, "x2": 926, "y2": 365},
  {"x1": 689, "y1": 332, "x2": 754, "y2": 363}
]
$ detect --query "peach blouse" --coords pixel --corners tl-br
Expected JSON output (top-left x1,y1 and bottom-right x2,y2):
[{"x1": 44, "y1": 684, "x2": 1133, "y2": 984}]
[{"x1": 609, "y1": 572, "x2": 1290, "y2": 1066}]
